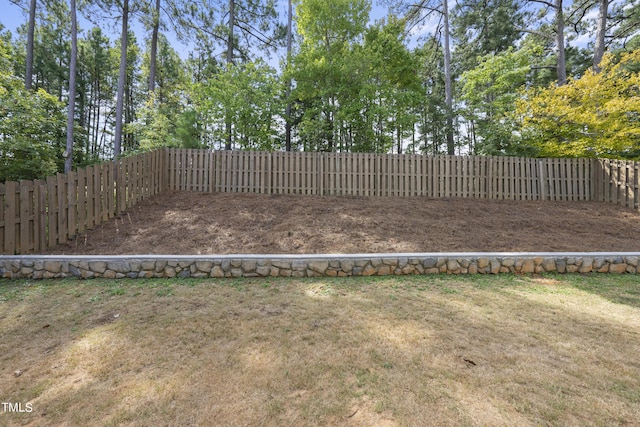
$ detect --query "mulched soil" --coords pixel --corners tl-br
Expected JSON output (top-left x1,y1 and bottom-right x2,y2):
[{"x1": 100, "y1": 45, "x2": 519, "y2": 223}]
[{"x1": 42, "y1": 191, "x2": 640, "y2": 254}]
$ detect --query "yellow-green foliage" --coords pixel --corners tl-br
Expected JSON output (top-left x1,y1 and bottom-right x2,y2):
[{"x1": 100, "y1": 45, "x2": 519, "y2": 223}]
[{"x1": 514, "y1": 49, "x2": 640, "y2": 158}]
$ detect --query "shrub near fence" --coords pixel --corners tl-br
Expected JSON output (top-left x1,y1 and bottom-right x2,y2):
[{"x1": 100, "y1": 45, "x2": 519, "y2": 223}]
[{"x1": 1, "y1": 148, "x2": 639, "y2": 255}]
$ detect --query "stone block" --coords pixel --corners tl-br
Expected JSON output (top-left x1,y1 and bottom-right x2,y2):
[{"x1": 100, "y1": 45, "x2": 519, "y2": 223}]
[
  {"x1": 89, "y1": 261, "x2": 107, "y2": 274},
  {"x1": 256, "y1": 266, "x2": 271, "y2": 276},
  {"x1": 272, "y1": 260, "x2": 291, "y2": 269},
  {"x1": 140, "y1": 260, "x2": 156, "y2": 270},
  {"x1": 292, "y1": 260, "x2": 308, "y2": 270},
  {"x1": 355, "y1": 260, "x2": 369, "y2": 268},
  {"x1": 68, "y1": 265, "x2": 81, "y2": 277},
  {"x1": 490, "y1": 259, "x2": 501, "y2": 274},
  {"x1": 556, "y1": 259, "x2": 566, "y2": 273},
  {"x1": 196, "y1": 261, "x2": 213, "y2": 272},
  {"x1": 501, "y1": 258, "x2": 515, "y2": 268},
  {"x1": 520, "y1": 259, "x2": 535, "y2": 274},
  {"x1": 422, "y1": 257, "x2": 437, "y2": 268},
  {"x1": 103, "y1": 270, "x2": 117, "y2": 279},
  {"x1": 241, "y1": 260, "x2": 257, "y2": 272},
  {"x1": 402, "y1": 265, "x2": 415, "y2": 274},
  {"x1": 211, "y1": 266, "x2": 225, "y2": 278},
  {"x1": 542, "y1": 258, "x2": 556, "y2": 272},
  {"x1": 155, "y1": 260, "x2": 167, "y2": 272},
  {"x1": 610, "y1": 263, "x2": 628, "y2": 274},
  {"x1": 308, "y1": 260, "x2": 329, "y2": 274},
  {"x1": 579, "y1": 259, "x2": 593, "y2": 273},
  {"x1": 279, "y1": 269, "x2": 292, "y2": 277},
  {"x1": 129, "y1": 260, "x2": 141, "y2": 272},
  {"x1": 44, "y1": 261, "x2": 62, "y2": 274},
  {"x1": 377, "y1": 266, "x2": 392, "y2": 276},
  {"x1": 362, "y1": 264, "x2": 376, "y2": 276},
  {"x1": 566, "y1": 264, "x2": 579, "y2": 273},
  {"x1": 340, "y1": 259, "x2": 354, "y2": 272},
  {"x1": 446, "y1": 259, "x2": 460, "y2": 272}
]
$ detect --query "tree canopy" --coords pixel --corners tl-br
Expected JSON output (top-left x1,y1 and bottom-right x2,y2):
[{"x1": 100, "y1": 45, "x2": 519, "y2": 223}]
[{"x1": 1, "y1": 0, "x2": 639, "y2": 181}]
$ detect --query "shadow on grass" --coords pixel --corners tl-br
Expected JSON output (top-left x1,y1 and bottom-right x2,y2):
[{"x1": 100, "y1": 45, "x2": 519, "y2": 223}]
[{"x1": 1, "y1": 274, "x2": 639, "y2": 426}]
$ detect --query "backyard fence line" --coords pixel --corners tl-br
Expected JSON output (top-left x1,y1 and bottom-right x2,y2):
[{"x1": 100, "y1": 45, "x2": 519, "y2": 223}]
[
  {"x1": 167, "y1": 149, "x2": 597, "y2": 201},
  {"x1": 1, "y1": 150, "x2": 165, "y2": 255},
  {"x1": 1, "y1": 148, "x2": 639, "y2": 255}
]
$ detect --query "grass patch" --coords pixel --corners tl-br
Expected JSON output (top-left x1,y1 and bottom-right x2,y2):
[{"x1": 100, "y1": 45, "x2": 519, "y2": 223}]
[{"x1": 1, "y1": 274, "x2": 639, "y2": 426}]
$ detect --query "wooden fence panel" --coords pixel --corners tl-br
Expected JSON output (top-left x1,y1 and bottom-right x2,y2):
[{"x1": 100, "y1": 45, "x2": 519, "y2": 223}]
[
  {"x1": 67, "y1": 171, "x2": 77, "y2": 240},
  {"x1": 4, "y1": 182, "x2": 17, "y2": 254},
  {"x1": 19, "y1": 180, "x2": 31, "y2": 253},
  {"x1": 0, "y1": 183, "x2": 4, "y2": 253},
  {"x1": 77, "y1": 168, "x2": 87, "y2": 233}
]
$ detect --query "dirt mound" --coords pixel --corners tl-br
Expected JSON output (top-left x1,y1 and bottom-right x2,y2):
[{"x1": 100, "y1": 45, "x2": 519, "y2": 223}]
[{"x1": 44, "y1": 191, "x2": 640, "y2": 254}]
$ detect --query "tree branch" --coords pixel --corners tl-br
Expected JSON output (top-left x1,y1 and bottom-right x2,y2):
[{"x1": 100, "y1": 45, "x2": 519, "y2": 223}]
[
  {"x1": 527, "y1": 0, "x2": 558, "y2": 9},
  {"x1": 517, "y1": 27, "x2": 555, "y2": 39}
]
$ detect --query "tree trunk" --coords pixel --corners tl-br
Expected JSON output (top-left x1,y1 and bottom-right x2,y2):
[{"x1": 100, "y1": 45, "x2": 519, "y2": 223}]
[
  {"x1": 65, "y1": 0, "x2": 78, "y2": 173},
  {"x1": 114, "y1": 0, "x2": 129, "y2": 158},
  {"x1": 225, "y1": 0, "x2": 235, "y2": 150},
  {"x1": 285, "y1": 0, "x2": 293, "y2": 151},
  {"x1": 555, "y1": 0, "x2": 567, "y2": 85},
  {"x1": 149, "y1": 0, "x2": 161, "y2": 92},
  {"x1": 443, "y1": 0, "x2": 455, "y2": 154},
  {"x1": 25, "y1": 0, "x2": 36, "y2": 90},
  {"x1": 593, "y1": 0, "x2": 608, "y2": 72}
]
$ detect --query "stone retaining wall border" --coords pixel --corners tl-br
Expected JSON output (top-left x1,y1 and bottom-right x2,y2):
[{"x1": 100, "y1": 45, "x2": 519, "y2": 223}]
[{"x1": 1, "y1": 253, "x2": 640, "y2": 279}]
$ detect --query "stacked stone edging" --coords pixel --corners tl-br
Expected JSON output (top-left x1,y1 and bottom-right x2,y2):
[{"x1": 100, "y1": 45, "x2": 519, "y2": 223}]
[{"x1": 1, "y1": 253, "x2": 639, "y2": 280}]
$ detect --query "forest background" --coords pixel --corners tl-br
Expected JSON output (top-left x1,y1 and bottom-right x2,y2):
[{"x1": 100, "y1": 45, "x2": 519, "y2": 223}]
[{"x1": 0, "y1": 0, "x2": 638, "y2": 182}]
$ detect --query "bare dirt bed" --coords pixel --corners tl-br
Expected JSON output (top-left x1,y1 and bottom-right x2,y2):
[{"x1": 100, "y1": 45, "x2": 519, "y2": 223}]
[{"x1": 44, "y1": 191, "x2": 640, "y2": 255}]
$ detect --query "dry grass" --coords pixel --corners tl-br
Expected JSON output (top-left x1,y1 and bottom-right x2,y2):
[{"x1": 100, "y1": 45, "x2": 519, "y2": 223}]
[{"x1": 1, "y1": 274, "x2": 639, "y2": 426}]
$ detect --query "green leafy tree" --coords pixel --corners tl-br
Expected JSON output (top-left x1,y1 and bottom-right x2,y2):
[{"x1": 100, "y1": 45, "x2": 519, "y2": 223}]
[
  {"x1": 460, "y1": 43, "x2": 542, "y2": 155},
  {"x1": 0, "y1": 38, "x2": 65, "y2": 181},
  {"x1": 451, "y1": 0, "x2": 527, "y2": 72},
  {"x1": 78, "y1": 27, "x2": 117, "y2": 161},
  {"x1": 291, "y1": 0, "x2": 371, "y2": 151},
  {"x1": 196, "y1": 61, "x2": 282, "y2": 150}
]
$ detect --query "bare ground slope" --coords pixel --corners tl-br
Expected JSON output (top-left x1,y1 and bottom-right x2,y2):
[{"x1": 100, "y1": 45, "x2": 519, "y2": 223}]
[{"x1": 43, "y1": 191, "x2": 640, "y2": 254}]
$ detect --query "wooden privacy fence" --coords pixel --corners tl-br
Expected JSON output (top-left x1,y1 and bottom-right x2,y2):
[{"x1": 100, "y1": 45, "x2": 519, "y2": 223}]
[
  {"x1": 1, "y1": 148, "x2": 639, "y2": 254},
  {"x1": 168, "y1": 149, "x2": 598, "y2": 200},
  {"x1": 1, "y1": 150, "x2": 165, "y2": 254}
]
